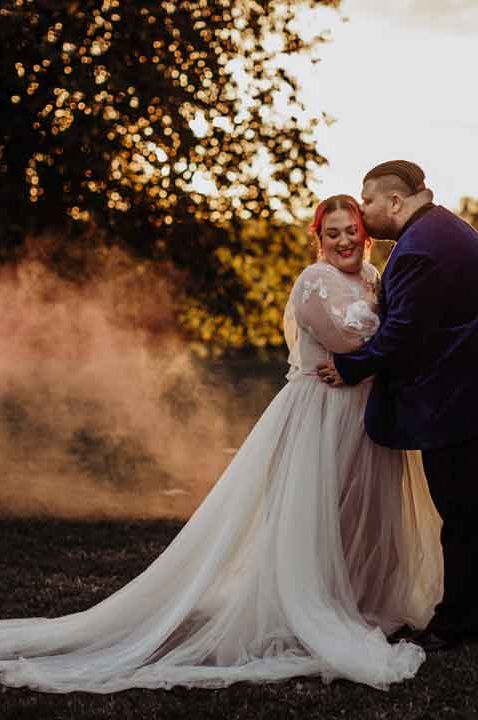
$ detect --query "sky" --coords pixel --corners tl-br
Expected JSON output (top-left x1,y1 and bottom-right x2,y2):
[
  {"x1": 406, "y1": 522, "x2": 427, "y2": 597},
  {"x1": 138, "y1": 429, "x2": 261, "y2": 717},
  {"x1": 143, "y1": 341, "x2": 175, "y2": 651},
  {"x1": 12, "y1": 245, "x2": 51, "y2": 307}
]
[{"x1": 300, "y1": 0, "x2": 478, "y2": 210}]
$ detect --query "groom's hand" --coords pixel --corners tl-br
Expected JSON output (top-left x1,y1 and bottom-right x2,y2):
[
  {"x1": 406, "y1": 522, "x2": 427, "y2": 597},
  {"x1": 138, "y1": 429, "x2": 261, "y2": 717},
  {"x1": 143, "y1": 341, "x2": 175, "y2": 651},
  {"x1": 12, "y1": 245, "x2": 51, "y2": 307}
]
[{"x1": 317, "y1": 360, "x2": 344, "y2": 387}]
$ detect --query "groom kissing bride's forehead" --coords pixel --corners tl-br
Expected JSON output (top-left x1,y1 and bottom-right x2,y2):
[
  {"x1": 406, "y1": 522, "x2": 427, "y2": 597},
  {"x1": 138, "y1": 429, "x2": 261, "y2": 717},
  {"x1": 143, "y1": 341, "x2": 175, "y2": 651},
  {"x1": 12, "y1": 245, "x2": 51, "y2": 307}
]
[
  {"x1": 332, "y1": 158, "x2": 478, "y2": 653},
  {"x1": 360, "y1": 159, "x2": 435, "y2": 241},
  {"x1": 1, "y1": 157, "x2": 478, "y2": 695}
]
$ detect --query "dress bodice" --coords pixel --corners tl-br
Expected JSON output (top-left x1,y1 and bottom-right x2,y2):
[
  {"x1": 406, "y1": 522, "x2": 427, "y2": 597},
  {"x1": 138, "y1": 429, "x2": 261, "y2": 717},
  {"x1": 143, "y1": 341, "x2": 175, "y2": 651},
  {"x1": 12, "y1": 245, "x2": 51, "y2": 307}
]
[{"x1": 284, "y1": 261, "x2": 380, "y2": 381}]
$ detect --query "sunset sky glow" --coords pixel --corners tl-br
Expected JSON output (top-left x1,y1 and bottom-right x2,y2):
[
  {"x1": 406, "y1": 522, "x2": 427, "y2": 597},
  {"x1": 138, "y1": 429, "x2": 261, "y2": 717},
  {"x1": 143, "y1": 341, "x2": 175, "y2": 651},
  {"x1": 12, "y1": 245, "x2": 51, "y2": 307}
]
[
  {"x1": 306, "y1": 0, "x2": 478, "y2": 210},
  {"x1": 189, "y1": 0, "x2": 478, "y2": 216}
]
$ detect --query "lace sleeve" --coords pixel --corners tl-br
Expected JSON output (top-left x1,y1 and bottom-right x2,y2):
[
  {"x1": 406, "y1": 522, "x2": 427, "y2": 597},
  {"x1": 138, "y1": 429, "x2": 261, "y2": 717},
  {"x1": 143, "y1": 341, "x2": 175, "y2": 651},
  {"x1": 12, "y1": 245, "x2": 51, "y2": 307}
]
[
  {"x1": 283, "y1": 295, "x2": 297, "y2": 354},
  {"x1": 291, "y1": 263, "x2": 380, "y2": 354}
]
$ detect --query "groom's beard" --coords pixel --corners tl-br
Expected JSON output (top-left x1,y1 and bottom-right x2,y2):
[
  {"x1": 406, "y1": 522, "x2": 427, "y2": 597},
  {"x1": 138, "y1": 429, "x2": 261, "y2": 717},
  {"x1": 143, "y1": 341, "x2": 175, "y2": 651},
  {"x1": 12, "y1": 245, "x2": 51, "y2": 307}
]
[{"x1": 362, "y1": 217, "x2": 398, "y2": 241}]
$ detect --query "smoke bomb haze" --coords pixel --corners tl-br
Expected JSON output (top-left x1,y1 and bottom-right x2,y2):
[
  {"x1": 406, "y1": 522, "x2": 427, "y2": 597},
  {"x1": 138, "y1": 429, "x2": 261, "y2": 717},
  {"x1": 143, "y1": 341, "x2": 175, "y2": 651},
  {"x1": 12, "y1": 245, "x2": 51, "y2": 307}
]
[{"x1": 0, "y1": 244, "x2": 284, "y2": 520}]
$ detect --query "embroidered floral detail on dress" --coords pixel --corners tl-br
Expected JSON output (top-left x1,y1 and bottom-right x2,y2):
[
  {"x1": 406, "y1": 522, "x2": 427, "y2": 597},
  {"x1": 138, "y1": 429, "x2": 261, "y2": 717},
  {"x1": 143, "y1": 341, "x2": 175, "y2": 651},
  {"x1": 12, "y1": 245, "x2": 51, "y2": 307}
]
[
  {"x1": 302, "y1": 277, "x2": 327, "y2": 303},
  {"x1": 344, "y1": 300, "x2": 380, "y2": 340},
  {"x1": 344, "y1": 302, "x2": 365, "y2": 330},
  {"x1": 328, "y1": 300, "x2": 379, "y2": 341}
]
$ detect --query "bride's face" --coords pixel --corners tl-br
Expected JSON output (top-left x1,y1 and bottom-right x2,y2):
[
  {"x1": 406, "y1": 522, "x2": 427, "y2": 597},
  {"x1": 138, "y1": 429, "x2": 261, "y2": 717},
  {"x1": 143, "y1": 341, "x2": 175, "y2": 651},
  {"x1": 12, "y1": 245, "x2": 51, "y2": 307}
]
[{"x1": 320, "y1": 209, "x2": 365, "y2": 274}]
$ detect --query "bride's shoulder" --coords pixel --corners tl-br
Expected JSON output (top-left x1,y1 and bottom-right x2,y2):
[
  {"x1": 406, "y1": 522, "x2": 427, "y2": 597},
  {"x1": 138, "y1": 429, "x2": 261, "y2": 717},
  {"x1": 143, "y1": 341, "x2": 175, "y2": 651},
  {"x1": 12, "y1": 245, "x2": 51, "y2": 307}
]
[
  {"x1": 292, "y1": 261, "x2": 340, "y2": 304},
  {"x1": 295, "y1": 260, "x2": 336, "y2": 283}
]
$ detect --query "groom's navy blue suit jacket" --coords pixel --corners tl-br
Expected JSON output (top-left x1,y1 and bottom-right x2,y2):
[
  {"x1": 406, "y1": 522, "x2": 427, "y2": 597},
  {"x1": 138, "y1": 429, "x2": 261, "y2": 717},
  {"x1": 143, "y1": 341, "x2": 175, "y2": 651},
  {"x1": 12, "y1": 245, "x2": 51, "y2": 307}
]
[{"x1": 334, "y1": 205, "x2": 478, "y2": 450}]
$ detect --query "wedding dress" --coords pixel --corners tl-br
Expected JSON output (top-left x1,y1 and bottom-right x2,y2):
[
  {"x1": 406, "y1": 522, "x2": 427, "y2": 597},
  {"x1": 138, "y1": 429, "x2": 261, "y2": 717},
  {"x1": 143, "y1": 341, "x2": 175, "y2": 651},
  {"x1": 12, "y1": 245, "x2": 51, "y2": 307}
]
[{"x1": 0, "y1": 260, "x2": 443, "y2": 693}]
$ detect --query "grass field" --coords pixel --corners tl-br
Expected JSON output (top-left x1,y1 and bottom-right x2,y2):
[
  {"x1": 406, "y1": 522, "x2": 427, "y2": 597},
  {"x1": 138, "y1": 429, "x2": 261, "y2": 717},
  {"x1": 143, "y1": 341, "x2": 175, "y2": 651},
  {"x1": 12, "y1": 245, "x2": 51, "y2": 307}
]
[{"x1": 1, "y1": 517, "x2": 478, "y2": 720}]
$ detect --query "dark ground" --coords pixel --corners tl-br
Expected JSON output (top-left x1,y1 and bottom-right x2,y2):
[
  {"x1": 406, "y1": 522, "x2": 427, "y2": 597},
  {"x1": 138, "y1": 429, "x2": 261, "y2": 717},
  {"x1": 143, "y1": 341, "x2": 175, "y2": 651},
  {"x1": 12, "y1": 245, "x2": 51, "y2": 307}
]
[{"x1": 1, "y1": 518, "x2": 478, "y2": 720}]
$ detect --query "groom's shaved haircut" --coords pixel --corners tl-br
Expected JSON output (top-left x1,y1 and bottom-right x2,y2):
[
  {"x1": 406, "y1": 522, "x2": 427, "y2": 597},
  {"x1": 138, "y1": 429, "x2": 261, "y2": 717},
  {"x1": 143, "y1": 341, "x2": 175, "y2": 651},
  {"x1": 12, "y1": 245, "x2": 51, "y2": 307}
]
[{"x1": 364, "y1": 160, "x2": 426, "y2": 196}]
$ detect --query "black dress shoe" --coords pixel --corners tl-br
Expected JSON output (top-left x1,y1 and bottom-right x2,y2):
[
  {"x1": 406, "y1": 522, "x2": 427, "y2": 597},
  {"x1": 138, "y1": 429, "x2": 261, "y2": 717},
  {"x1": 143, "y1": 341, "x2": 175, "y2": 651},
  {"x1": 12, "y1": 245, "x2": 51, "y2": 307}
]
[
  {"x1": 408, "y1": 629, "x2": 462, "y2": 653},
  {"x1": 388, "y1": 625, "x2": 415, "y2": 644}
]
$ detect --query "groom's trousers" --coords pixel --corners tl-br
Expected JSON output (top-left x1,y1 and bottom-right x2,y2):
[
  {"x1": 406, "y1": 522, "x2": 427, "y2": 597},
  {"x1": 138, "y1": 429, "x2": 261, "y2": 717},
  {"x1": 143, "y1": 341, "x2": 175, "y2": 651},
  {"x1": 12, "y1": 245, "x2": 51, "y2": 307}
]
[{"x1": 422, "y1": 434, "x2": 478, "y2": 640}]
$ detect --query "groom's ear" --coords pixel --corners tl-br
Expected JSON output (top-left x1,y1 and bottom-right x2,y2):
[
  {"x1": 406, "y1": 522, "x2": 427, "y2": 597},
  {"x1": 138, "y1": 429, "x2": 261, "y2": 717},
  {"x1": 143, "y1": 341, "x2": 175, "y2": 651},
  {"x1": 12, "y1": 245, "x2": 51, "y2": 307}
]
[{"x1": 390, "y1": 192, "x2": 405, "y2": 214}]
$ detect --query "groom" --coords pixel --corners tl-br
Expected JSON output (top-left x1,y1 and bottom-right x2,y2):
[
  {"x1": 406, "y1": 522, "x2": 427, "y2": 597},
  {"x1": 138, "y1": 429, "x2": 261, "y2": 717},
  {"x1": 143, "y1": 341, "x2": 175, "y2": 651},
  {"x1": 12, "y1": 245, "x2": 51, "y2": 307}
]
[{"x1": 319, "y1": 160, "x2": 478, "y2": 652}]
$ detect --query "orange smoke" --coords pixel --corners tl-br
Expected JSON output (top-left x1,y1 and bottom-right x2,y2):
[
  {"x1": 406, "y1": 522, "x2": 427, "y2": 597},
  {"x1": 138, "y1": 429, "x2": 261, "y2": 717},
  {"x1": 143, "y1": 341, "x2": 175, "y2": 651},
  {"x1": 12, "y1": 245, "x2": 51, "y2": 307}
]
[{"x1": 0, "y1": 243, "x2": 273, "y2": 520}]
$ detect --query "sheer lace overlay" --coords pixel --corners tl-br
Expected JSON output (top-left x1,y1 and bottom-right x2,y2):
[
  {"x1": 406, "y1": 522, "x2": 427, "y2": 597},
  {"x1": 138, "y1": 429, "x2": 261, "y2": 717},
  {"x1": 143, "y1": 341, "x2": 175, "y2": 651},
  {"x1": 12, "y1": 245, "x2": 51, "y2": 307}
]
[
  {"x1": 0, "y1": 261, "x2": 443, "y2": 694},
  {"x1": 285, "y1": 260, "x2": 380, "y2": 380}
]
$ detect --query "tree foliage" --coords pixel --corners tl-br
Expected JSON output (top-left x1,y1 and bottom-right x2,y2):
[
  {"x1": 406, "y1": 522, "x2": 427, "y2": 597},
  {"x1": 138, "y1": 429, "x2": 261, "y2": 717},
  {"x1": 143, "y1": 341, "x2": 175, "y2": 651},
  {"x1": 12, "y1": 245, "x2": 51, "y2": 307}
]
[
  {"x1": 181, "y1": 220, "x2": 314, "y2": 350},
  {"x1": 0, "y1": 0, "x2": 341, "y2": 349},
  {"x1": 0, "y1": 0, "x2": 338, "y2": 238},
  {"x1": 457, "y1": 197, "x2": 478, "y2": 231}
]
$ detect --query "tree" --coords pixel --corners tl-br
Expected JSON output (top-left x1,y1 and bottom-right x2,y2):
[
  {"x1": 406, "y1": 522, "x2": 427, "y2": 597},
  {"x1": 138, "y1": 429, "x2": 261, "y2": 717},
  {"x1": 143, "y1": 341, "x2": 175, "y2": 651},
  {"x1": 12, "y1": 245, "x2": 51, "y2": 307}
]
[
  {"x1": 181, "y1": 219, "x2": 314, "y2": 350},
  {"x1": 0, "y1": 0, "x2": 341, "y2": 348},
  {"x1": 457, "y1": 197, "x2": 478, "y2": 231},
  {"x1": 0, "y1": 0, "x2": 340, "y2": 237}
]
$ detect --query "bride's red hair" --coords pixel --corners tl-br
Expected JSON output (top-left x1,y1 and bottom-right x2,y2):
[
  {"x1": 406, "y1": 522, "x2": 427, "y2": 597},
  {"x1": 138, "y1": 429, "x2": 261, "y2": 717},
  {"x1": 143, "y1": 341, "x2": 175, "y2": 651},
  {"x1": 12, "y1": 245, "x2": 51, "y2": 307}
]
[{"x1": 309, "y1": 194, "x2": 367, "y2": 239}]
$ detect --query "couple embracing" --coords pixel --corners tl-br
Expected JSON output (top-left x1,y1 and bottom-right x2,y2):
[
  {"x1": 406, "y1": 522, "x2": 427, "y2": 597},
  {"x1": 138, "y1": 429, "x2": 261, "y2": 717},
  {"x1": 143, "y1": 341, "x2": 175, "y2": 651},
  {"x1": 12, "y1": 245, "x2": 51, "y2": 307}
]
[{"x1": 1, "y1": 160, "x2": 478, "y2": 693}]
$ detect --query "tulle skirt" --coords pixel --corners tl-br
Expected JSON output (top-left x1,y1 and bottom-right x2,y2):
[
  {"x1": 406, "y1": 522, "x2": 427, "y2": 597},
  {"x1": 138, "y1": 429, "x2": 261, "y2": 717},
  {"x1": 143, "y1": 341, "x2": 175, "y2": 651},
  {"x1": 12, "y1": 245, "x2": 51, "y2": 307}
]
[{"x1": 0, "y1": 376, "x2": 443, "y2": 693}]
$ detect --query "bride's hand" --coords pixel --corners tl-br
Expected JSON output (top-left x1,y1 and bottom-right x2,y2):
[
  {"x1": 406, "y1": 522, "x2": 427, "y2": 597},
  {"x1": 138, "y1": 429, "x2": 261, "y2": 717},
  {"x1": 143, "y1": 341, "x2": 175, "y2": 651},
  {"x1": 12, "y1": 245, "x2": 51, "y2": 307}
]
[{"x1": 317, "y1": 361, "x2": 344, "y2": 387}]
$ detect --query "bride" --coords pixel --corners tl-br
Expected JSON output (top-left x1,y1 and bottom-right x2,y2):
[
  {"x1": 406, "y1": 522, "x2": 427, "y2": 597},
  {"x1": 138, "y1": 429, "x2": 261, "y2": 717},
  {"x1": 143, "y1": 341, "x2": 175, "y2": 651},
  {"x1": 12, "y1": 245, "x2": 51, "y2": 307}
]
[{"x1": 0, "y1": 195, "x2": 443, "y2": 694}]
